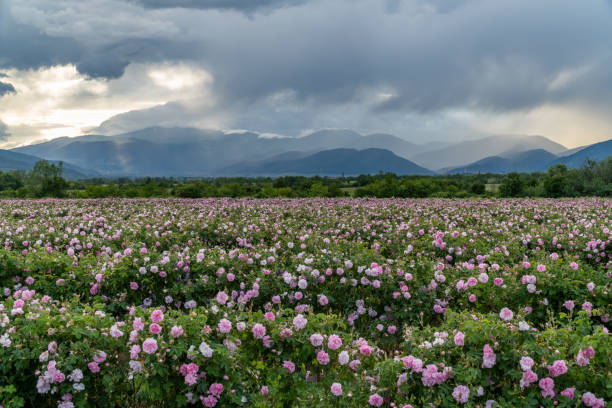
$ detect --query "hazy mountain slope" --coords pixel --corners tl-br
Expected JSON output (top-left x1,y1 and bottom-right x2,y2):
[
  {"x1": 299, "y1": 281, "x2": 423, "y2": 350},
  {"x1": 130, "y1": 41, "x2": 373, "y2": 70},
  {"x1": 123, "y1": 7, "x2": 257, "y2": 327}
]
[
  {"x1": 12, "y1": 128, "x2": 429, "y2": 176},
  {"x1": 220, "y1": 148, "x2": 433, "y2": 176},
  {"x1": 15, "y1": 135, "x2": 112, "y2": 157},
  {"x1": 447, "y1": 149, "x2": 558, "y2": 174},
  {"x1": 558, "y1": 144, "x2": 589, "y2": 157},
  {"x1": 290, "y1": 129, "x2": 361, "y2": 150},
  {"x1": 0, "y1": 149, "x2": 95, "y2": 179},
  {"x1": 551, "y1": 139, "x2": 612, "y2": 168},
  {"x1": 12, "y1": 127, "x2": 581, "y2": 177},
  {"x1": 121, "y1": 127, "x2": 225, "y2": 144},
  {"x1": 14, "y1": 131, "x2": 273, "y2": 177},
  {"x1": 0, "y1": 149, "x2": 44, "y2": 171},
  {"x1": 295, "y1": 131, "x2": 443, "y2": 158},
  {"x1": 410, "y1": 135, "x2": 567, "y2": 169},
  {"x1": 354, "y1": 133, "x2": 422, "y2": 158}
]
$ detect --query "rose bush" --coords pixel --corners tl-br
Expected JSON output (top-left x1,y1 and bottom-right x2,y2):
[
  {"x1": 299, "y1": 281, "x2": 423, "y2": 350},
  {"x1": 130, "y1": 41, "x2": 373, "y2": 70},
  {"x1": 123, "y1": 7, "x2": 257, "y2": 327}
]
[{"x1": 0, "y1": 198, "x2": 610, "y2": 407}]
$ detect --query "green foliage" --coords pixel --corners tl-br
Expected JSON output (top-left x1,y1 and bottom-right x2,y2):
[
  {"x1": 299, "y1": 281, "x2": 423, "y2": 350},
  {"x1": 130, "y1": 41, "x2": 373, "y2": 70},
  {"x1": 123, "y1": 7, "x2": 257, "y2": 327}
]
[
  {"x1": 0, "y1": 198, "x2": 611, "y2": 407},
  {"x1": 470, "y1": 181, "x2": 486, "y2": 195},
  {"x1": 2, "y1": 156, "x2": 612, "y2": 198},
  {"x1": 22, "y1": 160, "x2": 68, "y2": 197},
  {"x1": 543, "y1": 164, "x2": 569, "y2": 198},
  {"x1": 499, "y1": 172, "x2": 525, "y2": 197}
]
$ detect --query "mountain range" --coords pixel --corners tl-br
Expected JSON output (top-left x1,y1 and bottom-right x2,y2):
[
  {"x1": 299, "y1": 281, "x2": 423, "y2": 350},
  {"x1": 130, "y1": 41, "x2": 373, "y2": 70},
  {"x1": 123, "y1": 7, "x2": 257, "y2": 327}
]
[
  {"x1": 2, "y1": 126, "x2": 610, "y2": 177},
  {"x1": 220, "y1": 148, "x2": 433, "y2": 176},
  {"x1": 548, "y1": 139, "x2": 612, "y2": 168},
  {"x1": 411, "y1": 135, "x2": 567, "y2": 170},
  {"x1": 446, "y1": 149, "x2": 559, "y2": 174},
  {"x1": 0, "y1": 149, "x2": 95, "y2": 179}
]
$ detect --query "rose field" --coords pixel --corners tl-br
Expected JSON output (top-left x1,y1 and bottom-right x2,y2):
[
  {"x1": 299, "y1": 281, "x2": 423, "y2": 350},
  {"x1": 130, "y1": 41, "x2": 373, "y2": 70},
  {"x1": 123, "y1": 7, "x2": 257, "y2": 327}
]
[{"x1": 0, "y1": 198, "x2": 610, "y2": 408}]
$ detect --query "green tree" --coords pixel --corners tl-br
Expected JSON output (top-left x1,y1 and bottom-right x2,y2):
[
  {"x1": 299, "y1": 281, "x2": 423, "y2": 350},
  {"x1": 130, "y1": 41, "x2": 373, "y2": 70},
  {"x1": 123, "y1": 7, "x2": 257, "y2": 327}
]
[
  {"x1": 175, "y1": 182, "x2": 205, "y2": 198},
  {"x1": 26, "y1": 160, "x2": 67, "y2": 197},
  {"x1": 543, "y1": 164, "x2": 568, "y2": 198},
  {"x1": 0, "y1": 170, "x2": 25, "y2": 191},
  {"x1": 307, "y1": 182, "x2": 329, "y2": 197},
  {"x1": 470, "y1": 181, "x2": 486, "y2": 195},
  {"x1": 499, "y1": 172, "x2": 524, "y2": 197}
]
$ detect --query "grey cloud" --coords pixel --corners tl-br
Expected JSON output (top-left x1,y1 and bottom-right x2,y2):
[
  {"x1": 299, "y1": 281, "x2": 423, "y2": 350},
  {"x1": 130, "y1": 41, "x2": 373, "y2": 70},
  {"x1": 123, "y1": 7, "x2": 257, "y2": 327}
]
[
  {"x1": 76, "y1": 36, "x2": 202, "y2": 79},
  {"x1": 93, "y1": 87, "x2": 480, "y2": 142},
  {"x1": 76, "y1": 51, "x2": 130, "y2": 80},
  {"x1": 6, "y1": 0, "x2": 612, "y2": 110},
  {"x1": 0, "y1": 82, "x2": 16, "y2": 96},
  {"x1": 168, "y1": 0, "x2": 612, "y2": 117},
  {"x1": 128, "y1": 0, "x2": 307, "y2": 12},
  {"x1": 0, "y1": 121, "x2": 10, "y2": 141},
  {"x1": 544, "y1": 54, "x2": 612, "y2": 108},
  {"x1": 2, "y1": 1, "x2": 194, "y2": 79},
  {"x1": 4, "y1": 0, "x2": 612, "y2": 143},
  {"x1": 130, "y1": 0, "x2": 467, "y2": 14},
  {"x1": 0, "y1": 4, "x2": 82, "y2": 71},
  {"x1": 81, "y1": 0, "x2": 612, "y2": 141},
  {"x1": 94, "y1": 102, "x2": 197, "y2": 135},
  {"x1": 416, "y1": 0, "x2": 472, "y2": 14},
  {"x1": 0, "y1": 3, "x2": 124, "y2": 79}
]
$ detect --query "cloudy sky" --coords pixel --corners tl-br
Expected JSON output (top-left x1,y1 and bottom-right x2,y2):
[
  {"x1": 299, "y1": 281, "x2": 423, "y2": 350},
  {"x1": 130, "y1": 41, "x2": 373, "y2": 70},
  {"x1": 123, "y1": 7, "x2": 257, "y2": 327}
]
[{"x1": 1, "y1": 0, "x2": 612, "y2": 148}]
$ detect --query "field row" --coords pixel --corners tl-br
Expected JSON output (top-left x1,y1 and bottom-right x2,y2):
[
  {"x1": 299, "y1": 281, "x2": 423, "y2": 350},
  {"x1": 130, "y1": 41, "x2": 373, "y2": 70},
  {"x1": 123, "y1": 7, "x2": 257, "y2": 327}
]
[{"x1": 0, "y1": 198, "x2": 610, "y2": 407}]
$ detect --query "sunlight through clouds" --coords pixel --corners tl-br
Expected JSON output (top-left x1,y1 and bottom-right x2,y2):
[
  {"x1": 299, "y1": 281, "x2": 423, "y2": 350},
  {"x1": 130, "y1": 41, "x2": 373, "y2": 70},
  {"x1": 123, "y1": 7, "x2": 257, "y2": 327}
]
[
  {"x1": 0, "y1": 63, "x2": 215, "y2": 147},
  {"x1": 148, "y1": 64, "x2": 213, "y2": 91}
]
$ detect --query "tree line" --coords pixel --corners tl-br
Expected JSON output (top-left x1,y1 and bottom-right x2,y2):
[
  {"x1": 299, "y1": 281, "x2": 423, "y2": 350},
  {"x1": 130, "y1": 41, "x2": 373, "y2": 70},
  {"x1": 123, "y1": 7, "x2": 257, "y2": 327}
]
[{"x1": 1, "y1": 157, "x2": 612, "y2": 198}]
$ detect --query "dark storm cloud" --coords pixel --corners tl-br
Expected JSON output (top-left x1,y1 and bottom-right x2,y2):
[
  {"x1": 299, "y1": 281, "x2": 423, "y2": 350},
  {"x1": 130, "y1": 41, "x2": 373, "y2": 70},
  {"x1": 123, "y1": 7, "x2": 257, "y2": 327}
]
[
  {"x1": 0, "y1": 5, "x2": 82, "y2": 71},
  {"x1": 0, "y1": 3, "x2": 119, "y2": 79},
  {"x1": 76, "y1": 38, "x2": 199, "y2": 79},
  {"x1": 4, "y1": 0, "x2": 612, "y2": 141},
  {"x1": 128, "y1": 0, "x2": 307, "y2": 12},
  {"x1": 180, "y1": 0, "x2": 612, "y2": 115},
  {"x1": 1, "y1": 1, "x2": 195, "y2": 79},
  {"x1": 0, "y1": 82, "x2": 16, "y2": 96},
  {"x1": 81, "y1": 0, "x2": 612, "y2": 139},
  {"x1": 5, "y1": 0, "x2": 612, "y2": 109}
]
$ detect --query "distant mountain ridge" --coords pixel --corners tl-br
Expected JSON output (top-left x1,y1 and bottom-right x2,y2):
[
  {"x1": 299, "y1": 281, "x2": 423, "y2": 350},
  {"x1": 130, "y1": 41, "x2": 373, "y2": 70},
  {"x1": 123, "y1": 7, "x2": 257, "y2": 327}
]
[
  {"x1": 446, "y1": 149, "x2": 559, "y2": 174},
  {"x1": 8, "y1": 126, "x2": 611, "y2": 177},
  {"x1": 220, "y1": 148, "x2": 433, "y2": 176},
  {"x1": 0, "y1": 149, "x2": 95, "y2": 179},
  {"x1": 410, "y1": 135, "x2": 568, "y2": 170},
  {"x1": 13, "y1": 128, "x2": 435, "y2": 177},
  {"x1": 550, "y1": 139, "x2": 612, "y2": 168},
  {"x1": 441, "y1": 140, "x2": 612, "y2": 174}
]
